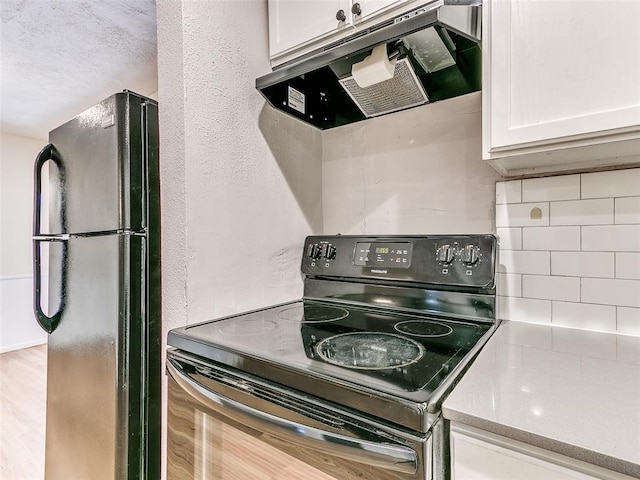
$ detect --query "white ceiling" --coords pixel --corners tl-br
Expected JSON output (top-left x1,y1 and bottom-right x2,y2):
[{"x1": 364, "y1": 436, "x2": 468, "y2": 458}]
[{"x1": 1, "y1": 0, "x2": 158, "y2": 140}]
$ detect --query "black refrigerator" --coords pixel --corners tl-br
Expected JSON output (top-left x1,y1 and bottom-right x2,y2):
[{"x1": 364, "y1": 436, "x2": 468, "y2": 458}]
[{"x1": 32, "y1": 91, "x2": 160, "y2": 480}]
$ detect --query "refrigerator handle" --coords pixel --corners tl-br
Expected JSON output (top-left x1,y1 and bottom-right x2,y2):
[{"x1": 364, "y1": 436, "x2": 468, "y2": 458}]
[
  {"x1": 33, "y1": 143, "x2": 66, "y2": 236},
  {"x1": 33, "y1": 239, "x2": 67, "y2": 334},
  {"x1": 33, "y1": 144, "x2": 67, "y2": 334}
]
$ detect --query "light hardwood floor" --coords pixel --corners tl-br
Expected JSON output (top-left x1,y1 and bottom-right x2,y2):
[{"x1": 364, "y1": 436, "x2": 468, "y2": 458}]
[{"x1": 0, "y1": 344, "x2": 47, "y2": 480}]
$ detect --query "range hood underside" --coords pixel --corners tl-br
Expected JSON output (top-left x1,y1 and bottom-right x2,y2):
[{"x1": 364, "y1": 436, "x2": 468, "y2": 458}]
[{"x1": 256, "y1": 4, "x2": 482, "y2": 130}]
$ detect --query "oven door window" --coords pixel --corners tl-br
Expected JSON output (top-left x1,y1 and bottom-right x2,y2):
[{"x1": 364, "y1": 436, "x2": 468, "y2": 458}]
[{"x1": 167, "y1": 356, "x2": 429, "y2": 480}]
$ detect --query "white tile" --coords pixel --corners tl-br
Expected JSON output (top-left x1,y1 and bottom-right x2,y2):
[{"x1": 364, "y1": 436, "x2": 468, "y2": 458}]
[
  {"x1": 616, "y1": 253, "x2": 640, "y2": 279},
  {"x1": 496, "y1": 180, "x2": 522, "y2": 204},
  {"x1": 498, "y1": 250, "x2": 550, "y2": 275},
  {"x1": 551, "y1": 252, "x2": 614, "y2": 278},
  {"x1": 522, "y1": 175, "x2": 580, "y2": 202},
  {"x1": 498, "y1": 296, "x2": 551, "y2": 323},
  {"x1": 497, "y1": 273, "x2": 522, "y2": 297},
  {"x1": 522, "y1": 226, "x2": 580, "y2": 251},
  {"x1": 617, "y1": 307, "x2": 640, "y2": 336},
  {"x1": 615, "y1": 196, "x2": 640, "y2": 225},
  {"x1": 496, "y1": 203, "x2": 549, "y2": 228},
  {"x1": 522, "y1": 275, "x2": 580, "y2": 302},
  {"x1": 550, "y1": 199, "x2": 613, "y2": 226},
  {"x1": 497, "y1": 227, "x2": 522, "y2": 250},
  {"x1": 552, "y1": 301, "x2": 617, "y2": 332},
  {"x1": 582, "y1": 278, "x2": 640, "y2": 308},
  {"x1": 581, "y1": 225, "x2": 640, "y2": 252},
  {"x1": 581, "y1": 168, "x2": 640, "y2": 199}
]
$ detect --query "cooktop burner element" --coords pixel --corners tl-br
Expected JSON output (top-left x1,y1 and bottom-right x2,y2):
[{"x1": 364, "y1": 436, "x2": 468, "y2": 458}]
[
  {"x1": 394, "y1": 320, "x2": 454, "y2": 338},
  {"x1": 315, "y1": 332, "x2": 425, "y2": 370},
  {"x1": 277, "y1": 303, "x2": 349, "y2": 323}
]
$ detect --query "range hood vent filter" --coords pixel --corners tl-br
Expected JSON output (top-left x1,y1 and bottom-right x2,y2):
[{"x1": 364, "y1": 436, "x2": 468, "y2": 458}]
[{"x1": 338, "y1": 58, "x2": 429, "y2": 118}]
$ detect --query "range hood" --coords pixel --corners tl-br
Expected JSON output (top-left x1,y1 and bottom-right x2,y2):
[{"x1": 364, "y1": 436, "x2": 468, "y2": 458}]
[{"x1": 256, "y1": 0, "x2": 482, "y2": 130}]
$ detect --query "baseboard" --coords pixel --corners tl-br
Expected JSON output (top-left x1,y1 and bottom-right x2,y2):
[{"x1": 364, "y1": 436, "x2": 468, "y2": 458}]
[{"x1": 0, "y1": 338, "x2": 47, "y2": 354}]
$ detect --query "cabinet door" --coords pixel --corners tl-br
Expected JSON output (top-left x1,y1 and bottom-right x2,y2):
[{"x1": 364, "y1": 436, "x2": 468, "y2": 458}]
[
  {"x1": 355, "y1": 0, "x2": 413, "y2": 23},
  {"x1": 485, "y1": 0, "x2": 640, "y2": 151},
  {"x1": 268, "y1": 0, "x2": 351, "y2": 57},
  {"x1": 451, "y1": 427, "x2": 630, "y2": 480}
]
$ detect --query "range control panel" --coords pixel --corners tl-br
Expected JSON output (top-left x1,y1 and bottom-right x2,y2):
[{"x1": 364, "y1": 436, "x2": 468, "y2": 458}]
[{"x1": 301, "y1": 235, "x2": 497, "y2": 288}]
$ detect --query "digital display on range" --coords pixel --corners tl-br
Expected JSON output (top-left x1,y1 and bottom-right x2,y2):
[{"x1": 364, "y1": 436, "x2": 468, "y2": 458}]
[{"x1": 354, "y1": 242, "x2": 412, "y2": 268}]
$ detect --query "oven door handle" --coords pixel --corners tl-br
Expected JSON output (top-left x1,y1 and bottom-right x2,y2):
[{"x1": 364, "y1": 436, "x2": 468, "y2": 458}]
[{"x1": 167, "y1": 359, "x2": 418, "y2": 474}]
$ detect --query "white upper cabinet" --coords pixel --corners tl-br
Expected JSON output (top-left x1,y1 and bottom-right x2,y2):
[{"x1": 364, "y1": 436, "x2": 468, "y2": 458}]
[
  {"x1": 268, "y1": 0, "x2": 415, "y2": 65},
  {"x1": 268, "y1": 0, "x2": 351, "y2": 58},
  {"x1": 484, "y1": 0, "x2": 640, "y2": 176},
  {"x1": 355, "y1": 0, "x2": 411, "y2": 22}
]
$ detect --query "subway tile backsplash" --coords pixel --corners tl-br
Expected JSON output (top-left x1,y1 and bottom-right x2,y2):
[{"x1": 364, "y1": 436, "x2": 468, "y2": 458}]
[
  {"x1": 581, "y1": 169, "x2": 640, "y2": 198},
  {"x1": 616, "y1": 253, "x2": 640, "y2": 280},
  {"x1": 522, "y1": 226, "x2": 580, "y2": 251},
  {"x1": 615, "y1": 197, "x2": 640, "y2": 224},
  {"x1": 496, "y1": 168, "x2": 640, "y2": 336},
  {"x1": 496, "y1": 202, "x2": 550, "y2": 227},
  {"x1": 522, "y1": 275, "x2": 580, "y2": 302},
  {"x1": 521, "y1": 175, "x2": 580, "y2": 202},
  {"x1": 551, "y1": 251, "x2": 614, "y2": 278},
  {"x1": 550, "y1": 198, "x2": 613, "y2": 226}
]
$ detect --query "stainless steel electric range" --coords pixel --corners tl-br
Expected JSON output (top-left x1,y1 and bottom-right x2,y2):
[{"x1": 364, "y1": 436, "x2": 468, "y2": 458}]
[{"x1": 166, "y1": 235, "x2": 498, "y2": 480}]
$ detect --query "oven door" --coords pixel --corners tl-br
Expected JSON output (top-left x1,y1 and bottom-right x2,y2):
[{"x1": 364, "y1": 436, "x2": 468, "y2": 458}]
[{"x1": 166, "y1": 350, "x2": 430, "y2": 480}]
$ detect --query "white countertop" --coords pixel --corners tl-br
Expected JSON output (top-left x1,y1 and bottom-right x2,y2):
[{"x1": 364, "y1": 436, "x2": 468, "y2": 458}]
[{"x1": 442, "y1": 320, "x2": 640, "y2": 478}]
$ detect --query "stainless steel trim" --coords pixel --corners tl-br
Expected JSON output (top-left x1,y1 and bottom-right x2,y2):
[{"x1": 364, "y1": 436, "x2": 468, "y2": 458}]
[
  {"x1": 32, "y1": 234, "x2": 70, "y2": 241},
  {"x1": 432, "y1": 418, "x2": 449, "y2": 480},
  {"x1": 166, "y1": 359, "x2": 419, "y2": 474},
  {"x1": 425, "y1": 321, "x2": 499, "y2": 416},
  {"x1": 33, "y1": 229, "x2": 145, "y2": 241}
]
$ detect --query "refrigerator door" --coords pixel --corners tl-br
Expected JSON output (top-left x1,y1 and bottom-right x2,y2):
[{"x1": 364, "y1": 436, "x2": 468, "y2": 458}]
[
  {"x1": 44, "y1": 234, "x2": 147, "y2": 480},
  {"x1": 44, "y1": 92, "x2": 150, "y2": 235}
]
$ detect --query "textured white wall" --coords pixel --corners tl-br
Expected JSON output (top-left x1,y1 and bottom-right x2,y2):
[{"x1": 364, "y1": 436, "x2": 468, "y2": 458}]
[
  {"x1": 0, "y1": 132, "x2": 45, "y2": 276},
  {"x1": 158, "y1": 0, "x2": 322, "y2": 328},
  {"x1": 322, "y1": 92, "x2": 501, "y2": 235},
  {"x1": 156, "y1": 2, "x2": 323, "y2": 473},
  {"x1": 181, "y1": 0, "x2": 322, "y2": 321},
  {"x1": 0, "y1": 132, "x2": 48, "y2": 351},
  {"x1": 156, "y1": 0, "x2": 187, "y2": 341}
]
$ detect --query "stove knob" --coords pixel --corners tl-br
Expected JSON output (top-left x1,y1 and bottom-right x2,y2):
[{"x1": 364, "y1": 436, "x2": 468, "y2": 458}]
[
  {"x1": 437, "y1": 245, "x2": 454, "y2": 264},
  {"x1": 463, "y1": 245, "x2": 479, "y2": 265},
  {"x1": 308, "y1": 243, "x2": 322, "y2": 260},
  {"x1": 324, "y1": 244, "x2": 337, "y2": 260},
  {"x1": 311, "y1": 244, "x2": 323, "y2": 260}
]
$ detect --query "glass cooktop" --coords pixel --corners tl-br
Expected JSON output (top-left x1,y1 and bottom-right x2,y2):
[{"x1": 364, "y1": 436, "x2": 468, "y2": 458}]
[{"x1": 168, "y1": 300, "x2": 491, "y2": 402}]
